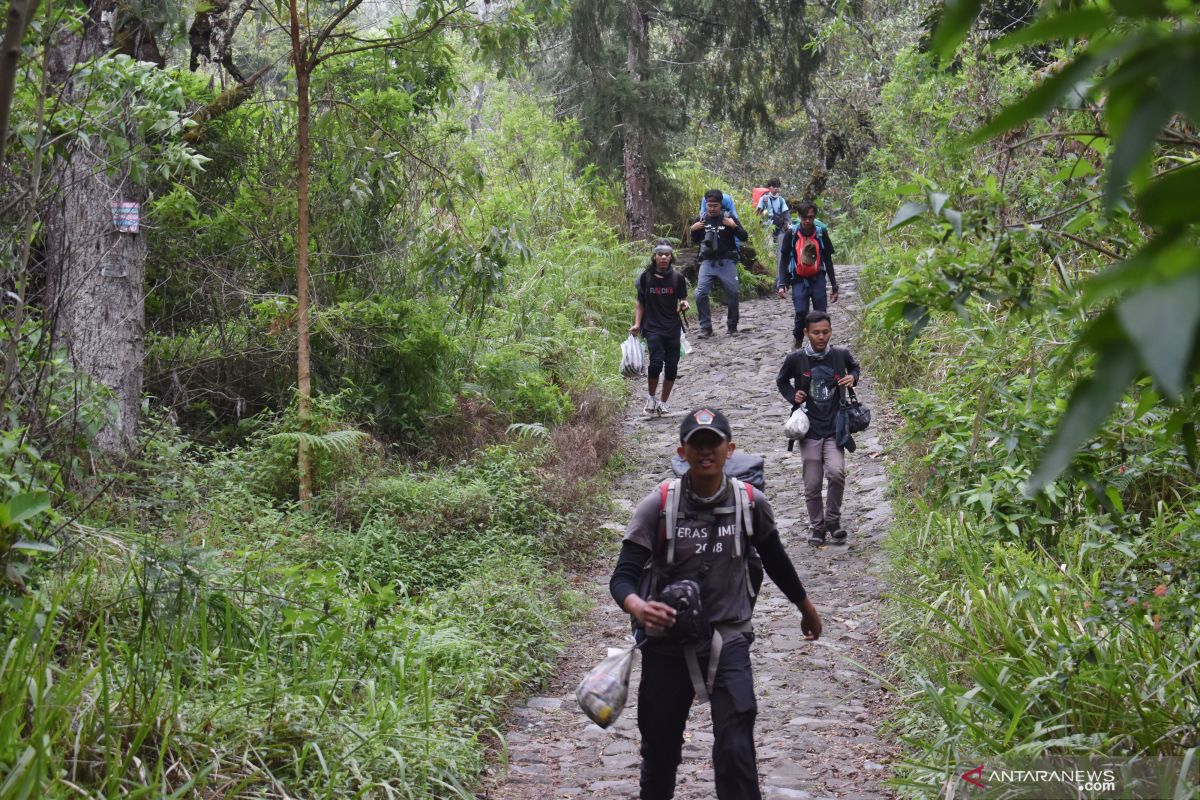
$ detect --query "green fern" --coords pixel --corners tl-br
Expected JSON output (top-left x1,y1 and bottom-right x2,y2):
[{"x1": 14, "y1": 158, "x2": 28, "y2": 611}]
[
  {"x1": 506, "y1": 422, "x2": 548, "y2": 440},
  {"x1": 268, "y1": 429, "x2": 370, "y2": 456}
]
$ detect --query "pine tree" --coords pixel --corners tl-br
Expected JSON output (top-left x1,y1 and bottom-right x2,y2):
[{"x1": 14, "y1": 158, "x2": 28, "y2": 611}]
[{"x1": 543, "y1": 0, "x2": 826, "y2": 239}]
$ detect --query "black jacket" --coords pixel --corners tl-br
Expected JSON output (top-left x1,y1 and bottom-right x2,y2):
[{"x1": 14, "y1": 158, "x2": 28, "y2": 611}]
[
  {"x1": 775, "y1": 346, "x2": 861, "y2": 439},
  {"x1": 777, "y1": 223, "x2": 838, "y2": 291}
]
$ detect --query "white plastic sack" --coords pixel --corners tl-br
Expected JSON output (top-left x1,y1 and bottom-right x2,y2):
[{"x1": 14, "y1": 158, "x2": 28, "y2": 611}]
[
  {"x1": 620, "y1": 334, "x2": 646, "y2": 377},
  {"x1": 679, "y1": 332, "x2": 693, "y2": 359},
  {"x1": 576, "y1": 645, "x2": 637, "y2": 728},
  {"x1": 784, "y1": 407, "x2": 810, "y2": 439}
]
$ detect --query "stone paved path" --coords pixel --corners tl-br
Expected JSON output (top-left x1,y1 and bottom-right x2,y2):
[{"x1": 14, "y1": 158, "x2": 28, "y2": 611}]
[{"x1": 482, "y1": 266, "x2": 899, "y2": 799}]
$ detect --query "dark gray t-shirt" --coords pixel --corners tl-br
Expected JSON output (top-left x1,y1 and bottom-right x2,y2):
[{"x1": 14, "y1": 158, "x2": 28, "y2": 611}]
[{"x1": 623, "y1": 479, "x2": 779, "y2": 626}]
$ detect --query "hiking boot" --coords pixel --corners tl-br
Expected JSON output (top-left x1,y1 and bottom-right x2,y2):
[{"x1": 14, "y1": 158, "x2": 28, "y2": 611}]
[
  {"x1": 656, "y1": 400, "x2": 670, "y2": 416},
  {"x1": 699, "y1": 327, "x2": 714, "y2": 338},
  {"x1": 644, "y1": 395, "x2": 657, "y2": 414},
  {"x1": 727, "y1": 328, "x2": 739, "y2": 335},
  {"x1": 828, "y1": 522, "x2": 848, "y2": 544},
  {"x1": 807, "y1": 528, "x2": 826, "y2": 546}
]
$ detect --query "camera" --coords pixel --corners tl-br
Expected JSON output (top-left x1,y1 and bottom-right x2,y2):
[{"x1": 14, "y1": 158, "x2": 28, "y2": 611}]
[{"x1": 700, "y1": 218, "x2": 722, "y2": 259}]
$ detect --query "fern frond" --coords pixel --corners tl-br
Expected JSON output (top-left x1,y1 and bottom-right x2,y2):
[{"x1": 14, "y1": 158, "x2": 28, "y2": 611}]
[
  {"x1": 506, "y1": 422, "x2": 549, "y2": 440},
  {"x1": 269, "y1": 429, "x2": 370, "y2": 456}
]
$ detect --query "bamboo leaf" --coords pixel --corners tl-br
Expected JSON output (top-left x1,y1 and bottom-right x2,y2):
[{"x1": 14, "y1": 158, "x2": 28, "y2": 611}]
[
  {"x1": 888, "y1": 201, "x2": 927, "y2": 231},
  {"x1": 7, "y1": 492, "x2": 50, "y2": 526},
  {"x1": 1028, "y1": 348, "x2": 1140, "y2": 493},
  {"x1": 1116, "y1": 272, "x2": 1200, "y2": 400},
  {"x1": 1104, "y1": 92, "x2": 1173, "y2": 210},
  {"x1": 993, "y1": 7, "x2": 1113, "y2": 51},
  {"x1": 971, "y1": 54, "x2": 1097, "y2": 143},
  {"x1": 929, "y1": 0, "x2": 983, "y2": 63},
  {"x1": 1137, "y1": 163, "x2": 1200, "y2": 227}
]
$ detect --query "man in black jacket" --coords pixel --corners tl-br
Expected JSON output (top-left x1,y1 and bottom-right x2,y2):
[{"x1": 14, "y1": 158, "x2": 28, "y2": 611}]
[
  {"x1": 775, "y1": 311, "x2": 860, "y2": 545},
  {"x1": 610, "y1": 407, "x2": 822, "y2": 799},
  {"x1": 777, "y1": 201, "x2": 838, "y2": 347},
  {"x1": 692, "y1": 188, "x2": 749, "y2": 337}
]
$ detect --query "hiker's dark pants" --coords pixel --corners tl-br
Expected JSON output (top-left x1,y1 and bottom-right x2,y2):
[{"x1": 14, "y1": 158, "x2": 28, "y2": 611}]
[
  {"x1": 645, "y1": 333, "x2": 681, "y2": 382},
  {"x1": 695, "y1": 258, "x2": 740, "y2": 332},
  {"x1": 637, "y1": 634, "x2": 760, "y2": 800},
  {"x1": 789, "y1": 273, "x2": 828, "y2": 339}
]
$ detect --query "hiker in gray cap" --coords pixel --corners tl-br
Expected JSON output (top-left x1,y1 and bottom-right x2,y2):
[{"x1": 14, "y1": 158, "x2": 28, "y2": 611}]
[
  {"x1": 630, "y1": 240, "x2": 690, "y2": 416},
  {"x1": 610, "y1": 407, "x2": 822, "y2": 799}
]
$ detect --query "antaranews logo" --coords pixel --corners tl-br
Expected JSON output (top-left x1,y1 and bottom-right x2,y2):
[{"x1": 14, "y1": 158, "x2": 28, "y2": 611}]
[{"x1": 960, "y1": 765, "x2": 986, "y2": 789}]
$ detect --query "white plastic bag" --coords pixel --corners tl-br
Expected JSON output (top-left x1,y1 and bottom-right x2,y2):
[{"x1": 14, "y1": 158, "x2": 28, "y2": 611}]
[
  {"x1": 679, "y1": 332, "x2": 693, "y2": 359},
  {"x1": 784, "y1": 406, "x2": 810, "y2": 439},
  {"x1": 620, "y1": 334, "x2": 646, "y2": 377},
  {"x1": 576, "y1": 645, "x2": 637, "y2": 728}
]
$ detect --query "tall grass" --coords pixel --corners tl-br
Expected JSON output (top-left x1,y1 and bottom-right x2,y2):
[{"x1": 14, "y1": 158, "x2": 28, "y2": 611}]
[{"x1": 1, "y1": 492, "x2": 578, "y2": 797}]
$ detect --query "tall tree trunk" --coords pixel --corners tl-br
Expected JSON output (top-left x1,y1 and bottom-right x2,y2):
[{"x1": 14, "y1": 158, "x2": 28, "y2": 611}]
[
  {"x1": 288, "y1": 0, "x2": 313, "y2": 506},
  {"x1": 623, "y1": 0, "x2": 651, "y2": 240},
  {"x1": 0, "y1": 0, "x2": 40, "y2": 161},
  {"x1": 45, "y1": 1, "x2": 146, "y2": 456}
]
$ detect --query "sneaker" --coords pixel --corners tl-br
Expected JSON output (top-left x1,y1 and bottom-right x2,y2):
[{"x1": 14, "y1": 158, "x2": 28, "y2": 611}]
[
  {"x1": 644, "y1": 395, "x2": 657, "y2": 414},
  {"x1": 699, "y1": 328, "x2": 714, "y2": 338},
  {"x1": 807, "y1": 529, "x2": 826, "y2": 546},
  {"x1": 656, "y1": 400, "x2": 670, "y2": 416},
  {"x1": 727, "y1": 328, "x2": 738, "y2": 335},
  {"x1": 828, "y1": 523, "x2": 848, "y2": 544}
]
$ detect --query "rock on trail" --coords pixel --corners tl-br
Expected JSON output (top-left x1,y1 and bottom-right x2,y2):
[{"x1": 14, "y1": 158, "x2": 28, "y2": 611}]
[{"x1": 483, "y1": 266, "x2": 899, "y2": 800}]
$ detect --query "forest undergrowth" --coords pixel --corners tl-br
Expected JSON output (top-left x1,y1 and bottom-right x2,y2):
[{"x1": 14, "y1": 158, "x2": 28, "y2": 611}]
[{"x1": 835, "y1": 12, "x2": 1199, "y2": 796}]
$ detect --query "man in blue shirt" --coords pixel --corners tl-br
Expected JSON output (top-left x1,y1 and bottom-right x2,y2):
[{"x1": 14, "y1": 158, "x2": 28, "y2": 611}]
[{"x1": 755, "y1": 178, "x2": 790, "y2": 253}]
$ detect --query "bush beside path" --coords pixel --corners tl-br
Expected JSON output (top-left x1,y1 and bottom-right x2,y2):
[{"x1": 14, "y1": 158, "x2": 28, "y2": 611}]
[{"x1": 484, "y1": 265, "x2": 899, "y2": 800}]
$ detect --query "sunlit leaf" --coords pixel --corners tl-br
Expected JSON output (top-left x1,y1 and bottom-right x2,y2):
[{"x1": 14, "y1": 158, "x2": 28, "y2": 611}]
[
  {"x1": 7, "y1": 492, "x2": 51, "y2": 527},
  {"x1": 942, "y1": 208, "x2": 963, "y2": 238},
  {"x1": 1028, "y1": 348, "x2": 1139, "y2": 493},
  {"x1": 11, "y1": 540, "x2": 56, "y2": 554},
  {"x1": 1116, "y1": 272, "x2": 1200, "y2": 400},
  {"x1": 1052, "y1": 158, "x2": 1097, "y2": 182},
  {"x1": 888, "y1": 201, "x2": 927, "y2": 231}
]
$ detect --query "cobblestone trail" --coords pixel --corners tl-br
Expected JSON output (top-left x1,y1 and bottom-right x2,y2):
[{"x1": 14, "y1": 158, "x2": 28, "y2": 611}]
[{"x1": 483, "y1": 266, "x2": 899, "y2": 799}]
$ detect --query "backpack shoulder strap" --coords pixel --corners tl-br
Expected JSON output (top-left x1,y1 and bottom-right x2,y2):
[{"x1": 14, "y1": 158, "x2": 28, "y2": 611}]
[
  {"x1": 731, "y1": 478, "x2": 757, "y2": 600},
  {"x1": 658, "y1": 479, "x2": 681, "y2": 567}
]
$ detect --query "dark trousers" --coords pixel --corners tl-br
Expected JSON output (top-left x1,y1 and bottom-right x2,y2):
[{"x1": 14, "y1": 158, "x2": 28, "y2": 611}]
[
  {"x1": 637, "y1": 634, "x2": 760, "y2": 800},
  {"x1": 790, "y1": 273, "x2": 828, "y2": 339},
  {"x1": 645, "y1": 333, "x2": 681, "y2": 382}
]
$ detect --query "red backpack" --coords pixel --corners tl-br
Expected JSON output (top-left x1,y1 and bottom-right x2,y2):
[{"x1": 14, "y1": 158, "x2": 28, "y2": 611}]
[{"x1": 793, "y1": 229, "x2": 821, "y2": 279}]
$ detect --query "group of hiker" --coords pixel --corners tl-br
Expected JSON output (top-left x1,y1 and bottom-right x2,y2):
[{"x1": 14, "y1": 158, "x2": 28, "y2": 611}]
[{"x1": 616, "y1": 182, "x2": 859, "y2": 799}]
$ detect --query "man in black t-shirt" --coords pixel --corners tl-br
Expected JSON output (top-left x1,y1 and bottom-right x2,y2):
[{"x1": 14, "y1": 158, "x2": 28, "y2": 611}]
[
  {"x1": 775, "y1": 311, "x2": 861, "y2": 545},
  {"x1": 631, "y1": 241, "x2": 690, "y2": 416}
]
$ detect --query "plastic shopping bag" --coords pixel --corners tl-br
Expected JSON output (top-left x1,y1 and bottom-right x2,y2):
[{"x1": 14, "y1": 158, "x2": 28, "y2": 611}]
[
  {"x1": 679, "y1": 332, "x2": 693, "y2": 360},
  {"x1": 576, "y1": 645, "x2": 637, "y2": 728},
  {"x1": 784, "y1": 406, "x2": 810, "y2": 439},
  {"x1": 620, "y1": 334, "x2": 646, "y2": 377}
]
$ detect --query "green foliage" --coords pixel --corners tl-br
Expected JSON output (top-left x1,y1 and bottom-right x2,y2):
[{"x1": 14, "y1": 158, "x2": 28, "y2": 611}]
[
  {"x1": 312, "y1": 298, "x2": 462, "y2": 439},
  {"x1": 906, "y1": 0, "x2": 1200, "y2": 489}
]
